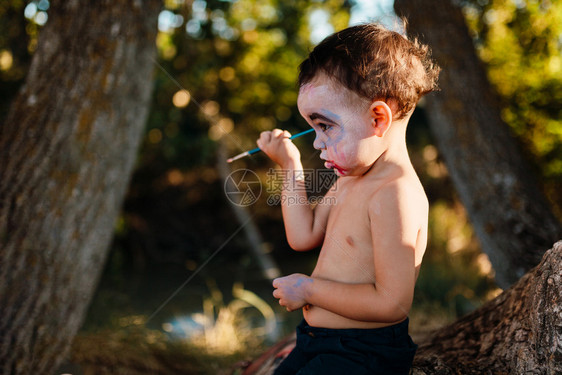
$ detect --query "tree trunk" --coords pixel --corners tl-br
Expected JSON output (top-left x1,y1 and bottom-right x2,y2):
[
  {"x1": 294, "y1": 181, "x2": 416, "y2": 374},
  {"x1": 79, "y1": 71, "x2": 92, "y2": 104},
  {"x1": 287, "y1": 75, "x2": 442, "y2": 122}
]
[
  {"x1": 0, "y1": 1, "x2": 160, "y2": 373},
  {"x1": 394, "y1": 0, "x2": 562, "y2": 289},
  {"x1": 412, "y1": 240, "x2": 562, "y2": 374},
  {"x1": 237, "y1": 241, "x2": 562, "y2": 375}
]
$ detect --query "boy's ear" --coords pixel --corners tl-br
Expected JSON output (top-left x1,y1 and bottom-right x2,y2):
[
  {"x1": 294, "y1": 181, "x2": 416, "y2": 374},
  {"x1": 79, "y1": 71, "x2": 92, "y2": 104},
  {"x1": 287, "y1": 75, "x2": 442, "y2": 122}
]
[{"x1": 369, "y1": 101, "x2": 392, "y2": 137}]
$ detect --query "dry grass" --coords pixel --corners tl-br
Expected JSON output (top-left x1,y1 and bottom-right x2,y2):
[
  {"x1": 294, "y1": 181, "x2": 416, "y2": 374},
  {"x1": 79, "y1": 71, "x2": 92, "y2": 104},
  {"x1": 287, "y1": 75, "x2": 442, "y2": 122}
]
[{"x1": 67, "y1": 326, "x2": 249, "y2": 375}]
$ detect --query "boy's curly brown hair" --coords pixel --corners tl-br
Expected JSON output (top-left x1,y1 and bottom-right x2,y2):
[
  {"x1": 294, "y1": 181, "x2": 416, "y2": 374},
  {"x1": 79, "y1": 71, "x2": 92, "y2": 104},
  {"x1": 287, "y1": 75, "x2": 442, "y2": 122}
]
[{"x1": 298, "y1": 22, "x2": 440, "y2": 119}]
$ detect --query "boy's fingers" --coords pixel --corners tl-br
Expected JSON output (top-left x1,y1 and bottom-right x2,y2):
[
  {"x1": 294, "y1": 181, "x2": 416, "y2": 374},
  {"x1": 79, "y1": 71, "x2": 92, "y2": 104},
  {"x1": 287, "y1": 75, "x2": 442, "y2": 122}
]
[
  {"x1": 271, "y1": 128, "x2": 284, "y2": 137},
  {"x1": 259, "y1": 131, "x2": 272, "y2": 142},
  {"x1": 283, "y1": 130, "x2": 292, "y2": 138}
]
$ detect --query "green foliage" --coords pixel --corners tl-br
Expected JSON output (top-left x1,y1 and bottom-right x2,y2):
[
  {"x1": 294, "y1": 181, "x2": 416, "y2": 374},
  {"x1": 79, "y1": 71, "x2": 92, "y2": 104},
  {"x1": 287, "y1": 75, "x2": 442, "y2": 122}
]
[
  {"x1": 143, "y1": 0, "x2": 352, "y2": 174},
  {"x1": 463, "y1": 0, "x2": 562, "y2": 215}
]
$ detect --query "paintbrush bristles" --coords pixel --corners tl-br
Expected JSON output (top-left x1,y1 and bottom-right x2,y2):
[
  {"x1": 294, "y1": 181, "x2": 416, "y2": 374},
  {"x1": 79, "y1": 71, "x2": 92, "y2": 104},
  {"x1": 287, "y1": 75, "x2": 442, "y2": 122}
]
[{"x1": 226, "y1": 151, "x2": 249, "y2": 163}]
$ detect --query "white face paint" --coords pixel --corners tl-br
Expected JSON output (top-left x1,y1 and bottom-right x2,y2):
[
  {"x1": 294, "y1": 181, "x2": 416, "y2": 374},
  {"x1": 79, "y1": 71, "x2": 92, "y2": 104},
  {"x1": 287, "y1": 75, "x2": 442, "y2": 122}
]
[{"x1": 297, "y1": 75, "x2": 383, "y2": 177}]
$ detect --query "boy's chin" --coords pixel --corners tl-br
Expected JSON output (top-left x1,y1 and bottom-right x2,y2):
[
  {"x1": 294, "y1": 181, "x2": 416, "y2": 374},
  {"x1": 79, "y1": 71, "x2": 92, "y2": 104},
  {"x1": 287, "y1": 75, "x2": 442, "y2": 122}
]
[
  {"x1": 332, "y1": 166, "x2": 352, "y2": 176},
  {"x1": 324, "y1": 160, "x2": 348, "y2": 176}
]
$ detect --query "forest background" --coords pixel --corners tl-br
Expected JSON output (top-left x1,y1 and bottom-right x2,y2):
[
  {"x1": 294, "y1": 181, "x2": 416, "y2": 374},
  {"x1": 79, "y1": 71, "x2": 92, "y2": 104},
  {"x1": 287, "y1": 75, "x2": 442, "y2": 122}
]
[{"x1": 0, "y1": 0, "x2": 560, "y2": 373}]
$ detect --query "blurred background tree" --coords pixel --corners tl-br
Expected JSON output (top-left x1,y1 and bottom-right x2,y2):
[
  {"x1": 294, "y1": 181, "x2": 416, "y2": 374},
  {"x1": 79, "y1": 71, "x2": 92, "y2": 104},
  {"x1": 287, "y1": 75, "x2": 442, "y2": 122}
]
[
  {"x1": 0, "y1": 0, "x2": 560, "y2": 373},
  {"x1": 464, "y1": 0, "x2": 562, "y2": 207}
]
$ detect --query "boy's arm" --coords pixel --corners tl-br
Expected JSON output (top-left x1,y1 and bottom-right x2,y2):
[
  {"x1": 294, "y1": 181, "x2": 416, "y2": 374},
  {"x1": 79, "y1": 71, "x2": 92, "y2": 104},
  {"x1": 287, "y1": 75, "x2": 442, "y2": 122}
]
[
  {"x1": 257, "y1": 129, "x2": 332, "y2": 251},
  {"x1": 273, "y1": 184, "x2": 425, "y2": 322},
  {"x1": 280, "y1": 159, "x2": 334, "y2": 250}
]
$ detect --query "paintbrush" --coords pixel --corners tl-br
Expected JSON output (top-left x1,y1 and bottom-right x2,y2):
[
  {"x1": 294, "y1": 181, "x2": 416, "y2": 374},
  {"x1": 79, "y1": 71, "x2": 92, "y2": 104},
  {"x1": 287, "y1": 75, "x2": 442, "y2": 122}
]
[{"x1": 226, "y1": 128, "x2": 315, "y2": 163}]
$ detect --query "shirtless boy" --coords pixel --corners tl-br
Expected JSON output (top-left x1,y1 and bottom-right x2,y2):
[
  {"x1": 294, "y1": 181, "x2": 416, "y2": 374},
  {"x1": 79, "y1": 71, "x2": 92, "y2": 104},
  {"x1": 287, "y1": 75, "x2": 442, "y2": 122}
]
[{"x1": 256, "y1": 23, "x2": 440, "y2": 374}]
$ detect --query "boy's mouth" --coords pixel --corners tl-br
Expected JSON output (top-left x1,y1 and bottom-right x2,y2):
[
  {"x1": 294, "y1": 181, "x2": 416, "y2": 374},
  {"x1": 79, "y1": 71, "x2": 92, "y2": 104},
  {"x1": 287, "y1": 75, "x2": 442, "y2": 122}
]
[{"x1": 324, "y1": 160, "x2": 347, "y2": 175}]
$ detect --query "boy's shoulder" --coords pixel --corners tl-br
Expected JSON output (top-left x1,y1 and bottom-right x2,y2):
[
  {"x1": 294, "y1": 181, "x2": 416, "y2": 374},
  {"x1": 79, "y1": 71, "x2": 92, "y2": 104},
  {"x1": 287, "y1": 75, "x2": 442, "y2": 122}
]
[
  {"x1": 364, "y1": 171, "x2": 428, "y2": 220},
  {"x1": 329, "y1": 170, "x2": 428, "y2": 214}
]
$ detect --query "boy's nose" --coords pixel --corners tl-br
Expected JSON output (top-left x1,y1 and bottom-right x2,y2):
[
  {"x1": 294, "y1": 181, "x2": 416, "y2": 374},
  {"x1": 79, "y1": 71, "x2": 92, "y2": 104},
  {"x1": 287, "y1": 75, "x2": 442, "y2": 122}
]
[{"x1": 313, "y1": 134, "x2": 326, "y2": 150}]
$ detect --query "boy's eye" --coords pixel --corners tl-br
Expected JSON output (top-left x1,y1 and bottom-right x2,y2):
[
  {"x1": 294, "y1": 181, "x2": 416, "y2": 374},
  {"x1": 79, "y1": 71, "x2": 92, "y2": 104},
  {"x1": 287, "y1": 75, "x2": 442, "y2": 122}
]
[{"x1": 318, "y1": 123, "x2": 331, "y2": 132}]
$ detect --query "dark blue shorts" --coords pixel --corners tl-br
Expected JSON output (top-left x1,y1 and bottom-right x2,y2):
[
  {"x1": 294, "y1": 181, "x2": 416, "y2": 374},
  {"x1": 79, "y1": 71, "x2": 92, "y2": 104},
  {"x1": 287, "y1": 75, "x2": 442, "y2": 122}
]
[{"x1": 273, "y1": 318, "x2": 417, "y2": 375}]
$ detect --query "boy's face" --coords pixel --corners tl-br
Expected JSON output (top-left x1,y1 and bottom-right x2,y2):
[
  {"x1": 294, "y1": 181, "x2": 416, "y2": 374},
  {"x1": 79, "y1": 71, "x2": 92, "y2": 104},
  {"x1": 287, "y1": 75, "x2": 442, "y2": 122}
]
[{"x1": 297, "y1": 74, "x2": 382, "y2": 177}]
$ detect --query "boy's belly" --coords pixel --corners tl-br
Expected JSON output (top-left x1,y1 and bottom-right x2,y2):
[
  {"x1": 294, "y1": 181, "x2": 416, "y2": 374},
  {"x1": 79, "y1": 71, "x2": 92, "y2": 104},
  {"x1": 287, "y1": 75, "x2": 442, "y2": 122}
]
[{"x1": 303, "y1": 259, "x2": 401, "y2": 329}]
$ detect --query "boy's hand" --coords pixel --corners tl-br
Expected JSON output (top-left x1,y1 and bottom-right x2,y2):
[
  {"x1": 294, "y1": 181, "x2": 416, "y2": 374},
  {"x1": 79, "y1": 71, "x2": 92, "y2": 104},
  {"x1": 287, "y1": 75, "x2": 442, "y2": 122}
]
[
  {"x1": 272, "y1": 273, "x2": 313, "y2": 311},
  {"x1": 256, "y1": 129, "x2": 301, "y2": 168}
]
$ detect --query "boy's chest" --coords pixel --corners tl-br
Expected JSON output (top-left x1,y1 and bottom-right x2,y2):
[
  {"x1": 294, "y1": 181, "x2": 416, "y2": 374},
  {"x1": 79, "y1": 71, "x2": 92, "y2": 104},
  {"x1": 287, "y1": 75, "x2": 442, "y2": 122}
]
[{"x1": 313, "y1": 185, "x2": 377, "y2": 282}]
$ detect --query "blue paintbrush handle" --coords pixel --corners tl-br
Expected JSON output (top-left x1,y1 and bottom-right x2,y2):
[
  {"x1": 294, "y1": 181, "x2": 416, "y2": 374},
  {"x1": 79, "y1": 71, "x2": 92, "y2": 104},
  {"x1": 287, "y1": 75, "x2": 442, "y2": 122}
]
[
  {"x1": 248, "y1": 128, "x2": 314, "y2": 155},
  {"x1": 227, "y1": 128, "x2": 314, "y2": 162}
]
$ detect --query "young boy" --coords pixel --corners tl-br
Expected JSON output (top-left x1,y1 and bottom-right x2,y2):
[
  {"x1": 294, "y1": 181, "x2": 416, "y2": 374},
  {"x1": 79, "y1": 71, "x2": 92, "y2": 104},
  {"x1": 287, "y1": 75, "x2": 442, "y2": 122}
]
[{"x1": 256, "y1": 23, "x2": 440, "y2": 374}]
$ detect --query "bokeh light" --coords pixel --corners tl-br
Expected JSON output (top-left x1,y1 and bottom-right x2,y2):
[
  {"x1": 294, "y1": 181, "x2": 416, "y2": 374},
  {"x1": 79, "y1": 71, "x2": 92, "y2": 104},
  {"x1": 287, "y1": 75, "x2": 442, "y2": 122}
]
[{"x1": 172, "y1": 90, "x2": 191, "y2": 108}]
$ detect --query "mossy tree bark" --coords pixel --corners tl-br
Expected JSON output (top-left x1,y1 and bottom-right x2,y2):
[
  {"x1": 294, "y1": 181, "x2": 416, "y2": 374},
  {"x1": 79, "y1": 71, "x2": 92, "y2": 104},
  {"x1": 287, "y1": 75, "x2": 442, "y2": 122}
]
[
  {"x1": 0, "y1": 1, "x2": 160, "y2": 373},
  {"x1": 394, "y1": 0, "x2": 562, "y2": 289}
]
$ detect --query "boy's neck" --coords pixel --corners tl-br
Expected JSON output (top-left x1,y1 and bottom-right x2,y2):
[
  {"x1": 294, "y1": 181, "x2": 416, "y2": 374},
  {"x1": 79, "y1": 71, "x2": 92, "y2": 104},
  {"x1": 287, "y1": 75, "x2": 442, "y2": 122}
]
[{"x1": 363, "y1": 120, "x2": 412, "y2": 179}]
